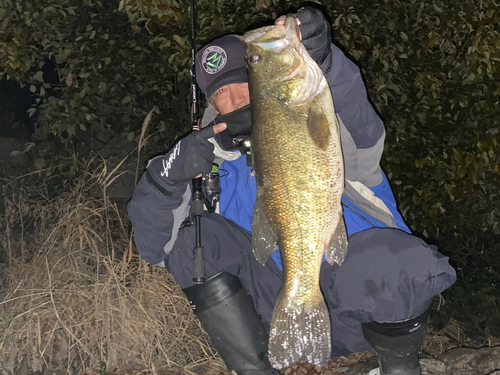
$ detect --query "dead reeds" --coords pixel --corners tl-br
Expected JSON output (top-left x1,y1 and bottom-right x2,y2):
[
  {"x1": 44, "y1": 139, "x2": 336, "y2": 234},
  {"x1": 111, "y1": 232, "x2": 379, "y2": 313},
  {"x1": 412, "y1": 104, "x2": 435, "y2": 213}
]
[{"x1": 0, "y1": 157, "x2": 227, "y2": 375}]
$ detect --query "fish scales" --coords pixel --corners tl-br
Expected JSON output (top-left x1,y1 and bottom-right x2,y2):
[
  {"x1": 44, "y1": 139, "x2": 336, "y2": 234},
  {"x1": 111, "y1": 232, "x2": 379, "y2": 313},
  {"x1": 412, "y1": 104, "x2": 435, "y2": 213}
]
[{"x1": 243, "y1": 16, "x2": 348, "y2": 369}]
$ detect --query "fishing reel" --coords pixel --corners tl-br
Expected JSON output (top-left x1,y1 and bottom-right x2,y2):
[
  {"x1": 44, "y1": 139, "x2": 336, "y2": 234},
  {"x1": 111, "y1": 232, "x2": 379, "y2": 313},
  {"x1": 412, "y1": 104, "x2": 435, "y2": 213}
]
[
  {"x1": 201, "y1": 164, "x2": 221, "y2": 213},
  {"x1": 195, "y1": 138, "x2": 251, "y2": 214}
]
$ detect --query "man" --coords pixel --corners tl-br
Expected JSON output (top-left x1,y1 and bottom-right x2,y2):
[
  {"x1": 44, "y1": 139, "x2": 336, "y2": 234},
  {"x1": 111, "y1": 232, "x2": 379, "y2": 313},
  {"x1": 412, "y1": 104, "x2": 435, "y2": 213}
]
[{"x1": 128, "y1": 6, "x2": 456, "y2": 375}]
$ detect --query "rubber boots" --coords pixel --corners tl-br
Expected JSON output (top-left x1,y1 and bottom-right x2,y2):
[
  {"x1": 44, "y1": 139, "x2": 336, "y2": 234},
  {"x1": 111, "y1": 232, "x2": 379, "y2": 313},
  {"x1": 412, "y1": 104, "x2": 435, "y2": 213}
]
[
  {"x1": 183, "y1": 272, "x2": 279, "y2": 375},
  {"x1": 361, "y1": 306, "x2": 431, "y2": 375}
]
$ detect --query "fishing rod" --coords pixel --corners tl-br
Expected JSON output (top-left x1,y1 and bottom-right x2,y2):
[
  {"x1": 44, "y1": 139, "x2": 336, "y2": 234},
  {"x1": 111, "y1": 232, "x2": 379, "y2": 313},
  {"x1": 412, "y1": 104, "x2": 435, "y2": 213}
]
[
  {"x1": 190, "y1": 0, "x2": 205, "y2": 285},
  {"x1": 189, "y1": 0, "x2": 222, "y2": 283}
]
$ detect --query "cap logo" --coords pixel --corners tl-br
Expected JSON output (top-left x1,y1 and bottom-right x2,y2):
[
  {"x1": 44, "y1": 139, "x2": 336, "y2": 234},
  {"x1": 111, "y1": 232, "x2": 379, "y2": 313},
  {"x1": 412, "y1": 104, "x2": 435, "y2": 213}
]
[{"x1": 202, "y1": 46, "x2": 227, "y2": 74}]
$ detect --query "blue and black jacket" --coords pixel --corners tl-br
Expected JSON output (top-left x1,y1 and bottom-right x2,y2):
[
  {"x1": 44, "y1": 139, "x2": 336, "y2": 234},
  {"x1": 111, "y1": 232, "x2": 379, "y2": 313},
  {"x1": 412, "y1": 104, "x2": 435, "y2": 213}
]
[{"x1": 128, "y1": 43, "x2": 410, "y2": 267}]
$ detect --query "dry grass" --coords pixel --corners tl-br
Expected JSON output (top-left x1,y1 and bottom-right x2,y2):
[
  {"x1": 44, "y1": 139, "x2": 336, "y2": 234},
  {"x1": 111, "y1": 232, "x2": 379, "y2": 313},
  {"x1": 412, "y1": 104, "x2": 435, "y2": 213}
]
[{"x1": 0, "y1": 157, "x2": 227, "y2": 375}]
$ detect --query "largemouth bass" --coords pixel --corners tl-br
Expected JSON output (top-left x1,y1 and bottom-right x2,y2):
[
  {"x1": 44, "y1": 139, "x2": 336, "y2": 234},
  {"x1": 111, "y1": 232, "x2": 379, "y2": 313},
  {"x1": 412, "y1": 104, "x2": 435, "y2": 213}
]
[{"x1": 243, "y1": 16, "x2": 348, "y2": 369}]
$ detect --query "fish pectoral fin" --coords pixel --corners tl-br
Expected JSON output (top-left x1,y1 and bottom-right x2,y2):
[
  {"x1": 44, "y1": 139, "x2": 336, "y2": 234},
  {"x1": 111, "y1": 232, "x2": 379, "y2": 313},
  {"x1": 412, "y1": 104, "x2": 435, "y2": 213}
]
[
  {"x1": 252, "y1": 190, "x2": 278, "y2": 265},
  {"x1": 307, "y1": 107, "x2": 331, "y2": 151},
  {"x1": 268, "y1": 290, "x2": 331, "y2": 369},
  {"x1": 325, "y1": 212, "x2": 348, "y2": 266}
]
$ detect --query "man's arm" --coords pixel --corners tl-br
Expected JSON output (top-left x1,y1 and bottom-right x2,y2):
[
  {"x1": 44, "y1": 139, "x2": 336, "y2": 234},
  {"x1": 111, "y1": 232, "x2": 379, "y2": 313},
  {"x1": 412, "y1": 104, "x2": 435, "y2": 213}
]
[
  {"x1": 296, "y1": 6, "x2": 410, "y2": 232},
  {"x1": 321, "y1": 44, "x2": 386, "y2": 188},
  {"x1": 128, "y1": 171, "x2": 192, "y2": 265},
  {"x1": 127, "y1": 124, "x2": 226, "y2": 265}
]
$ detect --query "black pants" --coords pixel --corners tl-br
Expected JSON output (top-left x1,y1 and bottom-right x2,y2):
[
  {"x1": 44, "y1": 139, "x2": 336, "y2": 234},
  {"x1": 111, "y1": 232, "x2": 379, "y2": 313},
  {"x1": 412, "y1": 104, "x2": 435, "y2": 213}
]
[{"x1": 165, "y1": 213, "x2": 456, "y2": 356}]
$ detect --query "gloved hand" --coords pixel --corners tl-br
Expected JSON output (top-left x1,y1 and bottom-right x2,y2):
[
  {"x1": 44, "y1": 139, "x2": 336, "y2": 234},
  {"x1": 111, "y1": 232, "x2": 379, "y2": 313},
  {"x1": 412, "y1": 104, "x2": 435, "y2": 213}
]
[
  {"x1": 149, "y1": 122, "x2": 226, "y2": 186},
  {"x1": 296, "y1": 6, "x2": 332, "y2": 67}
]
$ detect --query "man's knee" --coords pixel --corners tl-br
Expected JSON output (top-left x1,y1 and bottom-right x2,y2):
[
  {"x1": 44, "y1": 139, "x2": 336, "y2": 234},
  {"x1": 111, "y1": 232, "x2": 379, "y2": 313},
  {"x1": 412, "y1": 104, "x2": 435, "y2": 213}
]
[{"x1": 322, "y1": 228, "x2": 456, "y2": 323}]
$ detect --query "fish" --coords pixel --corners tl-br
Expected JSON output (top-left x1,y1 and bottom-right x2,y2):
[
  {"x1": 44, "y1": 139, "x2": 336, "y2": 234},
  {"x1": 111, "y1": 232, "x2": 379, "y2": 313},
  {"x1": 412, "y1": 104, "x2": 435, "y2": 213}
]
[{"x1": 243, "y1": 15, "x2": 348, "y2": 369}]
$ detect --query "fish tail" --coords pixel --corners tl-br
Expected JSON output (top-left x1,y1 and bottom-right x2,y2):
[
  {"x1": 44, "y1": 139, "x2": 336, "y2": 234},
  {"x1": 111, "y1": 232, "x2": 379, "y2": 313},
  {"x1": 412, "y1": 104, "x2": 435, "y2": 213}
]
[{"x1": 268, "y1": 290, "x2": 331, "y2": 369}]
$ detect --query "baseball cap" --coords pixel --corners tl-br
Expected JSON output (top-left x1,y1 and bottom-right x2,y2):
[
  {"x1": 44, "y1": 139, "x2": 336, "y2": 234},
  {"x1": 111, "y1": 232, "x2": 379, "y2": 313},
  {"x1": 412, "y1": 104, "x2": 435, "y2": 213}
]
[{"x1": 195, "y1": 35, "x2": 248, "y2": 99}]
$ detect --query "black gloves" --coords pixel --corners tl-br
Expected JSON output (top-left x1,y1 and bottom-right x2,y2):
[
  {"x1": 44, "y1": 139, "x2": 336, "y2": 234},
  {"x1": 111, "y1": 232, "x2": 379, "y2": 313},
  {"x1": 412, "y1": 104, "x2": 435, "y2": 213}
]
[
  {"x1": 148, "y1": 126, "x2": 216, "y2": 186},
  {"x1": 297, "y1": 6, "x2": 332, "y2": 67}
]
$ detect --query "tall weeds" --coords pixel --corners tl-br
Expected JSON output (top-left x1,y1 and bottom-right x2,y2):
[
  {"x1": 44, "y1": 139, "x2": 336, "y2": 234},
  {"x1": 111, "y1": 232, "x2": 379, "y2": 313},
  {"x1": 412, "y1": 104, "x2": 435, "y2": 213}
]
[{"x1": 0, "y1": 158, "x2": 226, "y2": 375}]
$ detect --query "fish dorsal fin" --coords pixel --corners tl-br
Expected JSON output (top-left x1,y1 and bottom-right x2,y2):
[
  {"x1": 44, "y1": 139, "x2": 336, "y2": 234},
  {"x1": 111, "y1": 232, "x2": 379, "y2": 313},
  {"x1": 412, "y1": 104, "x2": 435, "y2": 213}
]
[{"x1": 307, "y1": 107, "x2": 331, "y2": 151}]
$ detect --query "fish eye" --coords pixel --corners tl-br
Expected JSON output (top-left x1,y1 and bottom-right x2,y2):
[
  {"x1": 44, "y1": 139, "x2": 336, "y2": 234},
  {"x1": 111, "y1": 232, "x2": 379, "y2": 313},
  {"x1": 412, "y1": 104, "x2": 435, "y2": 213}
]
[{"x1": 249, "y1": 54, "x2": 262, "y2": 63}]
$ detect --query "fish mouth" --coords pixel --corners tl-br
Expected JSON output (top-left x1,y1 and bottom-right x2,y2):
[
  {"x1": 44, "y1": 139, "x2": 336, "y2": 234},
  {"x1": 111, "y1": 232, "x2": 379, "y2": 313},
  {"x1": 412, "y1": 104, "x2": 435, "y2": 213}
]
[
  {"x1": 243, "y1": 15, "x2": 300, "y2": 54},
  {"x1": 244, "y1": 15, "x2": 326, "y2": 105}
]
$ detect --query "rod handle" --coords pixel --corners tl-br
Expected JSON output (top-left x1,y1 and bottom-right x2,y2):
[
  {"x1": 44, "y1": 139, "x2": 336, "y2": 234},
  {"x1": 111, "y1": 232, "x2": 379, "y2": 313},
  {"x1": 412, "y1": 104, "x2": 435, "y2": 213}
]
[{"x1": 192, "y1": 246, "x2": 205, "y2": 284}]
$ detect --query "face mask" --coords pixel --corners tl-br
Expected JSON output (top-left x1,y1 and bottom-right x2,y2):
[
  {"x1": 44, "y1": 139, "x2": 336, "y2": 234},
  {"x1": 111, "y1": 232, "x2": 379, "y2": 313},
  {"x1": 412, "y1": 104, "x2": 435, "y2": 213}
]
[{"x1": 213, "y1": 104, "x2": 252, "y2": 151}]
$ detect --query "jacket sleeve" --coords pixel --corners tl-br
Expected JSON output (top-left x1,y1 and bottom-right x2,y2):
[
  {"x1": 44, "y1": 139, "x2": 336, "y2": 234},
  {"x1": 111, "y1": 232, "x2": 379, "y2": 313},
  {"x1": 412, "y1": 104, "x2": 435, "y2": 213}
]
[
  {"x1": 321, "y1": 43, "x2": 385, "y2": 187},
  {"x1": 127, "y1": 157, "x2": 192, "y2": 265}
]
